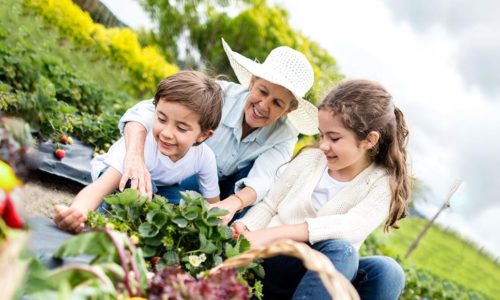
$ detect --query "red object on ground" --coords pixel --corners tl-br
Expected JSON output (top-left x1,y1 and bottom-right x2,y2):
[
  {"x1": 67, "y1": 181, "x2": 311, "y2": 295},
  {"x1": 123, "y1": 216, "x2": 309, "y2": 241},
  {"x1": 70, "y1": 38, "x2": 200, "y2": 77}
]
[
  {"x1": 59, "y1": 135, "x2": 69, "y2": 144},
  {"x1": 54, "y1": 148, "x2": 65, "y2": 159}
]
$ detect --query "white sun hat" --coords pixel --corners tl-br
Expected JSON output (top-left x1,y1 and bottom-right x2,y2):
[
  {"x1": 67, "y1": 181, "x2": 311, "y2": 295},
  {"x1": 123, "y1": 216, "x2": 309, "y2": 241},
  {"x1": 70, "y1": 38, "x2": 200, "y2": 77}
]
[{"x1": 221, "y1": 38, "x2": 319, "y2": 135}]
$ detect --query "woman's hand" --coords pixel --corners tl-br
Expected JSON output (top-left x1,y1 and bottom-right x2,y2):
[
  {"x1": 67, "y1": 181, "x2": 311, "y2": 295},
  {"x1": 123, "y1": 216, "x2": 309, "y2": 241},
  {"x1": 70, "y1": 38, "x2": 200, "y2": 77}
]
[
  {"x1": 119, "y1": 151, "x2": 152, "y2": 198},
  {"x1": 54, "y1": 204, "x2": 87, "y2": 233},
  {"x1": 209, "y1": 196, "x2": 241, "y2": 224}
]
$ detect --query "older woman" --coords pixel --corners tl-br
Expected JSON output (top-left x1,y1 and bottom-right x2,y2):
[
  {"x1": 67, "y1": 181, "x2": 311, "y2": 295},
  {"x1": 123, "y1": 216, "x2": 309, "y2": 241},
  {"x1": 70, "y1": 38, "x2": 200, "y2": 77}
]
[{"x1": 118, "y1": 39, "x2": 318, "y2": 223}]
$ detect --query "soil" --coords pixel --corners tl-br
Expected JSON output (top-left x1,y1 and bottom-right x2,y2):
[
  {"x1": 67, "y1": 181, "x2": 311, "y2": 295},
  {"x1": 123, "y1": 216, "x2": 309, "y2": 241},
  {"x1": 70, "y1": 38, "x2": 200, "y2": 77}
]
[{"x1": 21, "y1": 170, "x2": 84, "y2": 218}]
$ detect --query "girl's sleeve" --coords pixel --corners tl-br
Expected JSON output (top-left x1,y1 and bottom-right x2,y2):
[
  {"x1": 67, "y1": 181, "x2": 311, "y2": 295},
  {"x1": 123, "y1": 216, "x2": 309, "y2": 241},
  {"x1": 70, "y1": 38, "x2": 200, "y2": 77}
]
[
  {"x1": 197, "y1": 145, "x2": 220, "y2": 199},
  {"x1": 305, "y1": 175, "x2": 392, "y2": 245}
]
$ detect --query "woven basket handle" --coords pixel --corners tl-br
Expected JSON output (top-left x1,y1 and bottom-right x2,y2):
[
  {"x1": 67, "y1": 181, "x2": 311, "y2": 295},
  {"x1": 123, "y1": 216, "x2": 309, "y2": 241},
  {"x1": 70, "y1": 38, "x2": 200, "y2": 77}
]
[{"x1": 211, "y1": 239, "x2": 360, "y2": 300}]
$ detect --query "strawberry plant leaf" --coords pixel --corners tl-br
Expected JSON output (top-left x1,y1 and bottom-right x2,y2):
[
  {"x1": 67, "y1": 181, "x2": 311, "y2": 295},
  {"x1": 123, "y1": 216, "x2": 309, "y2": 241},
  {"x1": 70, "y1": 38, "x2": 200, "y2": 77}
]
[
  {"x1": 138, "y1": 223, "x2": 159, "y2": 238},
  {"x1": 201, "y1": 241, "x2": 218, "y2": 254},
  {"x1": 207, "y1": 207, "x2": 228, "y2": 218},
  {"x1": 173, "y1": 217, "x2": 188, "y2": 228},
  {"x1": 163, "y1": 250, "x2": 180, "y2": 266},
  {"x1": 146, "y1": 211, "x2": 167, "y2": 227},
  {"x1": 142, "y1": 245, "x2": 156, "y2": 257}
]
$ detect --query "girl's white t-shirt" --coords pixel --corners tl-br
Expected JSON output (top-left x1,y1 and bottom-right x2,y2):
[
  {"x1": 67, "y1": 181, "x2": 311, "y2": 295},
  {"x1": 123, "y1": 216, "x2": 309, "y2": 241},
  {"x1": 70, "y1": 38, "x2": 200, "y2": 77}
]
[
  {"x1": 311, "y1": 168, "x2": 349, "y2": 211},
  {"x1": 91, "y1": 131, "x2": 220, "y2": 198}
]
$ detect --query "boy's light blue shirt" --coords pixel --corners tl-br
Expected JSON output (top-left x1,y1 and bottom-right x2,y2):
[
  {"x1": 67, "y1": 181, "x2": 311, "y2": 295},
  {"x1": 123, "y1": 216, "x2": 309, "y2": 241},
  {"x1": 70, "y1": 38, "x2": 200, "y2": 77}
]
[{"x1": 118, "y1": 80, "x2": 299, "y2": 202}]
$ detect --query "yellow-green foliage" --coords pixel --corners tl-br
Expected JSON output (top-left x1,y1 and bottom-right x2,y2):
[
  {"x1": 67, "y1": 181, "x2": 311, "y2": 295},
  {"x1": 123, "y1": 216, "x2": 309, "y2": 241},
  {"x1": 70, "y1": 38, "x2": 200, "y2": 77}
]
[{"x1": 23, "y1": 0, "x2": 178, "y2": 95}]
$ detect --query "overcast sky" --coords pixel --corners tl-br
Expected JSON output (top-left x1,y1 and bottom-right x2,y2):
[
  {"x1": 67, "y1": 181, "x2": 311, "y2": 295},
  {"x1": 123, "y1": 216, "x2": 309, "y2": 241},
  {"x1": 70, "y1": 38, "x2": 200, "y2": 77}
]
[{"x1": 101, "y1": 0, "x2": 500, "y2": 256}]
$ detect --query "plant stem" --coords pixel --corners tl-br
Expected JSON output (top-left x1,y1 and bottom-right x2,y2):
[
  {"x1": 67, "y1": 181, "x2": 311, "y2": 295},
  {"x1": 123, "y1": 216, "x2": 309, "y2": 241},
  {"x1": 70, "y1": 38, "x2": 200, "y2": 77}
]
[{"x1": 103, "y1": 229, "x2": 134, "y2": 297}]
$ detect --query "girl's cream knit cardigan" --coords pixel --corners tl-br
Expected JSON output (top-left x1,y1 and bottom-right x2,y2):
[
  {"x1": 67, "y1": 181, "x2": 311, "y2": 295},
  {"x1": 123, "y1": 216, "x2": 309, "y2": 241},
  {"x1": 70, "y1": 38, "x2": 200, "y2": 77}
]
[{"x1": 238, "y1": 149, "x2": 392, "y2": 250}]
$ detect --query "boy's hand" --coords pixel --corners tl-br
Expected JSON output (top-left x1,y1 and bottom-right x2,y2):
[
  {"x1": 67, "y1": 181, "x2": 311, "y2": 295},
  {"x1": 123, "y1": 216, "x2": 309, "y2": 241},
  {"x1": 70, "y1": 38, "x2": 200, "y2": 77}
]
[
  {"x1": 119, "y1": 152, "x2": 153, "y2": 199},
  {"x1": 54, "y1": 204, "x2": 87, "y2": 233}
]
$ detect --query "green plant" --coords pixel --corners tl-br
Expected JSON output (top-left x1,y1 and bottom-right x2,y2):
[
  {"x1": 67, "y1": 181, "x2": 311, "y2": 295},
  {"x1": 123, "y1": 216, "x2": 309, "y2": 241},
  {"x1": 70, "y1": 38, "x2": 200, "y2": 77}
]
[
  {"x1": 22, "y1": 229, "x2": 148, "y2": 299},
  {"x1": 87, "y1": 190, "x2": 263, "y2": 280}
]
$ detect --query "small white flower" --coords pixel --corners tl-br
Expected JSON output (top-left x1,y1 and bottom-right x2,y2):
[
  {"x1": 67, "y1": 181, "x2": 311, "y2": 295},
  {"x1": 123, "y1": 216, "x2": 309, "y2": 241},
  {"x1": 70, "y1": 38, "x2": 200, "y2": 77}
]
[
  {"x1": 188, "y1": 255, "x2": 202, "y2": 267},
  {"x1": 199, "y1": 253, "x2": 207, "y2": 262}
]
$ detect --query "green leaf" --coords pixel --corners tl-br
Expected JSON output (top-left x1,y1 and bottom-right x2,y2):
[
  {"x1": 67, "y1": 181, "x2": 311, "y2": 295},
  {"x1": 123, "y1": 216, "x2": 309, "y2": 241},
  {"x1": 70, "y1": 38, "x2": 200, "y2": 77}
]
[
  {"x1": 146, "y1": 211, "x2": 168, "y2": 227},
  {"x1": 54, "y1": 231, "x2": 116, "y2": 259},
  {"x1": 138, "y1": 223, "x2": 159, "y2": 238},
  {"x1": 173, "y1": 217, "x2": 188, "y2": 228},
  {"x1": 112, "y1": 204, "x2": 127, "y2": 220},
  {"x1": 163, "y1": 250, "x2": 180, "y2": 266},
  {"x1": 204, "y1": 216, "x2": 220, "y2": 227},
  {"x1": 117, "y1": 188, "x2": 140, "y2": 205},
  {"x1": 103, "y1": 194, "x2": 119, "y2": 205},
  {"x1": 199, "y1": 232, "x2": 207, "y2": 248},
  {"x1": 218, "y1": 225, "x2": 233, "y2": 240},
  {"x1": 180, "y1": 190, "x2": 204, "y2": 202},
  {"x1": 213, "y1": 255, "x2": 223, "y2": 266},
  {"x1": 142, "y1": 245, "x2": 157, "y2": 257},
  {"x1": 253, "y1": 263, "x2": 266, "y2": 278},
  {"x1": 207, "y1": 207, "x2": 229, "y2": 218},
  {"x1": 147, "y1": 201, "x2": 161, "y2": 211},
  {"x1": 183, "y1": 207, "x2": 199, "y2": 220},
  {"x1": 225, "y1": 243, "x2": 238, "y2": 257},
  {"x1": 238, "y1": 237, "x2": 251, "y2": 253},
  {"x1": 201, "y1": 241, "x2": 218, "y2": 254},
  {"x1": 144, "y1": 237, "x2": 163, "y2": 246}
]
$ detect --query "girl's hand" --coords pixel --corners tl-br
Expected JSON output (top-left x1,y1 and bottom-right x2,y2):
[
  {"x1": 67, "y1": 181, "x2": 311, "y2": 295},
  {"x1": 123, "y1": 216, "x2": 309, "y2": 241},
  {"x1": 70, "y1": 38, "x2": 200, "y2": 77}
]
[
  {"x1": 119, "y1": 152, "x2": 153, "y2": 199},
  {"x1": 242, "y1": 230, "x2": 275, "y2": 248},
  {"x1": 54, "y1": 204, "x2": 87, "y2": 234},
  {"x1": 231, "y1": 222, "x2": 249, "y2": 234}
]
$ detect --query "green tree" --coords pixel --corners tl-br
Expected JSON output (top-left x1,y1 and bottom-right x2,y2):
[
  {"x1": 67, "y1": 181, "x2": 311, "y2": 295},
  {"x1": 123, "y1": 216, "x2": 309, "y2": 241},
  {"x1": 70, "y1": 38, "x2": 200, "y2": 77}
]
[
  {"x1": 139, "y1": 0, "x2": 250, "y2": 62},
  {"x1": 140, "y1": 0, "x2": 343, "y2": 103}
]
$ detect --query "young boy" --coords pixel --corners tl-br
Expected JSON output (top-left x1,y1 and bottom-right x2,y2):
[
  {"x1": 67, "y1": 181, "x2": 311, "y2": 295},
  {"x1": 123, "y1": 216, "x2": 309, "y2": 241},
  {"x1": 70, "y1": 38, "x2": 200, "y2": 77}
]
[{"x1": 54, "y1": 71, "x2": 224, "y2": 233}]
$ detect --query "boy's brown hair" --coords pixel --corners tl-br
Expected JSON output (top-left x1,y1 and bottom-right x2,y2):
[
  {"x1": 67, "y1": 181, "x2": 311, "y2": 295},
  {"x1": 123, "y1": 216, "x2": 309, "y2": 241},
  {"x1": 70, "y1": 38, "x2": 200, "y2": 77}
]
[{"x1": 153, "y1": 70, "x2": 224, "y2": 132}]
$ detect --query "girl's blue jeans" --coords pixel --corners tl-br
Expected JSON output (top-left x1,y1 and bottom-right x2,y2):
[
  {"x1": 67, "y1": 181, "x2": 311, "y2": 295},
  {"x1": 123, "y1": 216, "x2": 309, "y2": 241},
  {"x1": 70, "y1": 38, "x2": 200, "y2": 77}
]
[{"x1": 262, "y1": 239, "x2": 405, "y2": 300}]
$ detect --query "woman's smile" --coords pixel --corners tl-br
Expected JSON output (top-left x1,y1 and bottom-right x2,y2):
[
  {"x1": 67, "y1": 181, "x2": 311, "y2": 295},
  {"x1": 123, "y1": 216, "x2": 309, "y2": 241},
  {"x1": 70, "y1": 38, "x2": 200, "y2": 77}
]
[{"x1": 251, "y1": 104, "x2": 268, "y2": 120}]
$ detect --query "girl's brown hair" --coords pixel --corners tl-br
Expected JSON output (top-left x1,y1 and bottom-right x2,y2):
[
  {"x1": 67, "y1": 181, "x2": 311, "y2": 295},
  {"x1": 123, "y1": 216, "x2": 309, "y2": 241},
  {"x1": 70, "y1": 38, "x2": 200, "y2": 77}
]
[{"x1": 318, "y1": 80, "x2": 411, "y2": 231}]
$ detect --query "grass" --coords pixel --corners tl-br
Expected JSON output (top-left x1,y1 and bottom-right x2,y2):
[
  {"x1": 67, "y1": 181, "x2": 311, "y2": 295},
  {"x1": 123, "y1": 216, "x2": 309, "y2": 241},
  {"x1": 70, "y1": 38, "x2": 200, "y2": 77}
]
[{"x1": 372, "y1": 217, "x2": 500, "y2": 299}]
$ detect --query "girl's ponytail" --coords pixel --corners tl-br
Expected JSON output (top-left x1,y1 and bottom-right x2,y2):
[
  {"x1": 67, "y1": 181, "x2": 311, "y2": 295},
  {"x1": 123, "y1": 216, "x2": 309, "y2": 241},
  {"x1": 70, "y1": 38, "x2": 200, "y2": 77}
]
[{"x1": 382, "y1": 107, "x2": 411, "y2": 232}]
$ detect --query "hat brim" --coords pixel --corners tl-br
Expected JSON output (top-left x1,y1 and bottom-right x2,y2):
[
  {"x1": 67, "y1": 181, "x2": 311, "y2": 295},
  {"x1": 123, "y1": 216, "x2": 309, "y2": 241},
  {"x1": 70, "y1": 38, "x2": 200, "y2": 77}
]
[{"x1": 222, "y1": 39, "x2": 318, "y2": 135}]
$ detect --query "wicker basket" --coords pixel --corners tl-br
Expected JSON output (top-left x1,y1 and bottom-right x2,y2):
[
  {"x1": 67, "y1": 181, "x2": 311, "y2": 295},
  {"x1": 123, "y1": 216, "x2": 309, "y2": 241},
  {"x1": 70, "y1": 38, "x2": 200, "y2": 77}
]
[{"x1": 211, "y1": 239, "x2": 360, "y2": 300}]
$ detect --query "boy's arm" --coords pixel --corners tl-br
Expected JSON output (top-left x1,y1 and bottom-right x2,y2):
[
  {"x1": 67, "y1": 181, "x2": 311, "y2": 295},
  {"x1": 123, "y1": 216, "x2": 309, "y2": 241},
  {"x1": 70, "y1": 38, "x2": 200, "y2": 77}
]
[
  {"x1": 118, "y1": 100, "x2": 156, "y2": 197},
  {"x1": 119, "y1": 122, "x2": 152, "y2": 197},
  {"x1": 54, "y1": 168, "x2": 122, "y2": 233}
]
